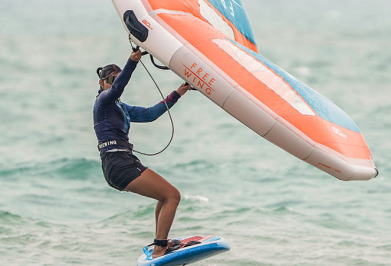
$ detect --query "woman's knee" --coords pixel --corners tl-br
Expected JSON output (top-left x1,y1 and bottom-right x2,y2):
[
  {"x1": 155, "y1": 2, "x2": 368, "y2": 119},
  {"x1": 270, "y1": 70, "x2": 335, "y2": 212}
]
[
  {"x1": 166, "y1": 187, "x2": 181, "y2": 205},
  {"x1": 173, "y1": 188, "x2": 181, "y2": 204}
]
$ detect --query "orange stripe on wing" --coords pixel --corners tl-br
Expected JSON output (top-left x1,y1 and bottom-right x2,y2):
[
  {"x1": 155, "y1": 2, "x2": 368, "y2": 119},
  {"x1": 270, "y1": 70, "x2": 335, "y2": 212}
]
[{"x1": 146, "y1": 0, "x2": 258, "y2": 52}]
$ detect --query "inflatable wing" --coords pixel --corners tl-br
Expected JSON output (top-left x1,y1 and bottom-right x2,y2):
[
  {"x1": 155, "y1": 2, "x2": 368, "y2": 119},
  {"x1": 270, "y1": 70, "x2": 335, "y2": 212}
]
[{"x1": 112, "y1": 0, "x2": 377, "y2": 181}]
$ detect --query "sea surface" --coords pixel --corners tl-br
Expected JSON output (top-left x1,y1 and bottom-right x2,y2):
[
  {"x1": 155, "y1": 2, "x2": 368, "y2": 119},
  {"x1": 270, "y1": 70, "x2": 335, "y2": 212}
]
[{"x1": 1, "y1": 0, "x2": 390, "y2": 265}]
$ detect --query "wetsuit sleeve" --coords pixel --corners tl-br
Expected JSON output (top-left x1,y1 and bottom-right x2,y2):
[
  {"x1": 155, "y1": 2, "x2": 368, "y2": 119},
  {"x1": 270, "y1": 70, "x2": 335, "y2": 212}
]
[
  {"x1": 124, "y1": 91, "x2": 181, "y2": 123},
  {"x1": 98, "y1": 59, "x2": 138, "y2": 105}
]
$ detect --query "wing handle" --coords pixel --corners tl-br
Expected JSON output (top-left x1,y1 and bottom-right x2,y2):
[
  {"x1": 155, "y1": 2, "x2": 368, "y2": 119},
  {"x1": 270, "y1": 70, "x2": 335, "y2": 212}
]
[{"x1": 123, "y1": 10, "x2": 149, "y2": 42}]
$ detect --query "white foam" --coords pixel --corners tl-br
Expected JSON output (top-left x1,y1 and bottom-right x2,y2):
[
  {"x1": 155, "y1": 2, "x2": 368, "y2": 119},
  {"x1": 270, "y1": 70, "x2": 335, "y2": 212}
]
[{"x1": 184, "y1": 194, "x2": 209, "y2": 203}]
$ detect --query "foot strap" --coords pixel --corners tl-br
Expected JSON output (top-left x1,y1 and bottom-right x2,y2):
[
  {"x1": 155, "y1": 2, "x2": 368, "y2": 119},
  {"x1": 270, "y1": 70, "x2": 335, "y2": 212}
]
[{"x1": 165, "y1": 239, "x2": 182, "y2": 254}]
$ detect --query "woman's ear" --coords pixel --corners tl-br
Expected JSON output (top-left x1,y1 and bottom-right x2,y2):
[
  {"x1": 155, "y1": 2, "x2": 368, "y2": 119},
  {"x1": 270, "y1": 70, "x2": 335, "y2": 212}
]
[{"x1": 99, "y1": 79, "x2": 104, "y2": 89}]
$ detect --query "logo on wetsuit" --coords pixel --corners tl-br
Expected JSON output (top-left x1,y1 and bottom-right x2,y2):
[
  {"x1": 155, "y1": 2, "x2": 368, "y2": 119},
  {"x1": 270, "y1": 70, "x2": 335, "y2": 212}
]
[{"x1": 98, "y1": 140, "x2": 117, "y2": 149}]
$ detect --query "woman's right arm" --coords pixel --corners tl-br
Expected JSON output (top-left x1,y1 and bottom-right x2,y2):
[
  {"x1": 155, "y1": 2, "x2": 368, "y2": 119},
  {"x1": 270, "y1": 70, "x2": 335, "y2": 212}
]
[{"x1": 124, "y1": 84, "x2": 190, "y2": 122}]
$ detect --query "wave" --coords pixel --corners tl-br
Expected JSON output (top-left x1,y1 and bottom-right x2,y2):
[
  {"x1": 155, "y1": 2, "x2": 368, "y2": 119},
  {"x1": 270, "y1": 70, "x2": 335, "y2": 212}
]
[
  {"x1": 0, "y1": 210, "x2": 56, "y2": 229},
  {"x1": 0, "y1": 210, "x2": 25, "y2": 224},
  {"x1": 183, "y1": 194, "x2": 209, "y2": 203},
  {"x1": 172, "y1": 159, "x2": 216, "y2": 172},
  {"x1": 0, "y1": 157, "x2": 101, "y2": 180}
]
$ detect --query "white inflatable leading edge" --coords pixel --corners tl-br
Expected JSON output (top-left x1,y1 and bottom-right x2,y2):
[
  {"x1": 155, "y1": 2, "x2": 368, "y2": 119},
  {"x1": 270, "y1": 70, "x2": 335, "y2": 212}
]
[{"x1": 111, "y1": 0, "x2": 378, "y2": 181}]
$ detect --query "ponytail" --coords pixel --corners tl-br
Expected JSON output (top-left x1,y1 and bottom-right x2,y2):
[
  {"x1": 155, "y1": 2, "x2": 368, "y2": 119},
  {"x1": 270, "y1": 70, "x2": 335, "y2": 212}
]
[{"x1": 96, "y1": 67, "x2": 104, "y2": 79}]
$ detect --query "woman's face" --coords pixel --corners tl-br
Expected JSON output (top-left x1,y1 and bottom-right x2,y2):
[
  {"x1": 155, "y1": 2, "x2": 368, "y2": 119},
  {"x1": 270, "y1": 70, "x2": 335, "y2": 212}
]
[{"x1": 99, "y1": 72, "x2": 120, "y2": 90}]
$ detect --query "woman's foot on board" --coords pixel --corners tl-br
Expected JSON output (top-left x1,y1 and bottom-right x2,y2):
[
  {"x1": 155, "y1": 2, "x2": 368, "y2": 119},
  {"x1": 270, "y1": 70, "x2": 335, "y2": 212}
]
[
  {"x1": 152, "y1": 246, "x2": 167, "y2": 258},
  {"x1": 148, "y1": 239, "x2": 168, "y2": 259},
  {"x1": 151, "y1": 239, "x2": 182, "y2": 258}
]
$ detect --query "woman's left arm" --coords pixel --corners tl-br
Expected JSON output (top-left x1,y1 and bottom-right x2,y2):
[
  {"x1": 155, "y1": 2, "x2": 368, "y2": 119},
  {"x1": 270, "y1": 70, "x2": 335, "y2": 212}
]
[{"x1": 125, "y1": 83, "x2": 190, "y2": 122}]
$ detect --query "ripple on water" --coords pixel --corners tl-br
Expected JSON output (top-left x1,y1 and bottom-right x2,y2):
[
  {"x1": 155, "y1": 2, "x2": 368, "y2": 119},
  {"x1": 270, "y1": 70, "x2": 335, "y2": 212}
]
[
  {"x1": 0, "y1": 157, "x2": 101, "y2": 181},
  {"x1": 0, "y1": 210, "x2": 26, "y2": 224},
  {"x1": 173, "y1": 159, "x2": 217, "y2": 173},
  {"x1": 99, "y1": 204, "x2": 155, "y2": 225}
]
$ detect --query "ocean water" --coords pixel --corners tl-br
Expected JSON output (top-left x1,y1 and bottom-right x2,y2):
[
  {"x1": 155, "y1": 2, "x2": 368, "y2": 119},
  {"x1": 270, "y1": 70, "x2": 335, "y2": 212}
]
[{"x1": 1, "y1": 0, "x2": 390, "y2": 265}]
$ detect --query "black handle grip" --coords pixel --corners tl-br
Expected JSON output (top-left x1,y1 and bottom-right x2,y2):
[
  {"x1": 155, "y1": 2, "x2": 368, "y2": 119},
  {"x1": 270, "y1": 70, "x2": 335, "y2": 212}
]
[
  {"x1": 185, "y1": 82, "x2": 197, "y2": 91},
  {"x1": 132, "y1": 45, "x2": 140, "y2": 52}
]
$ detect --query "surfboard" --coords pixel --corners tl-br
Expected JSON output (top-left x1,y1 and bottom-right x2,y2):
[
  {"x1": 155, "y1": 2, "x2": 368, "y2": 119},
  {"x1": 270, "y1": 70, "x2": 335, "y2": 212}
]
[
  {"x1": 111, "y1": 0, "x2": 378, "y2": 181},
  {"x1": 137, "y1": 236, "x2": 230, "y2": 266}
]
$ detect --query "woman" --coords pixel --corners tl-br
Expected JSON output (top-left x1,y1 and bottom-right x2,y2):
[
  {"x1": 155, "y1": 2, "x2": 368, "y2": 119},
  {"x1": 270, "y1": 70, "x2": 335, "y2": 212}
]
[{"x1": 93, "y1": 50, "x2": 190, "y2": 258}]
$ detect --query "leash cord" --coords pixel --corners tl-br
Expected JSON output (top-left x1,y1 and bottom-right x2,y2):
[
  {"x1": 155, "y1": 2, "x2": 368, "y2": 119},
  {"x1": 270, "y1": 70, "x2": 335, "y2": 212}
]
[{"x1": 129, "y1": 38, "x2": 175, "y2": 156}]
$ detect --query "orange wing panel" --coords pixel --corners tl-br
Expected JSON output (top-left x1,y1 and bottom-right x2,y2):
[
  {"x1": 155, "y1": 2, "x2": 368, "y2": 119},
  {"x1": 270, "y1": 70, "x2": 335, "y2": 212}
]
[{"x1": 146, "y1": 0, "x2": 258, "y2": 52}]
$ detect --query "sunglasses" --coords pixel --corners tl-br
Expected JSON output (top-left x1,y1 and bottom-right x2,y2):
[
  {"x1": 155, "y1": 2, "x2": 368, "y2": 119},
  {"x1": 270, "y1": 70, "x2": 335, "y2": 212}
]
[{"x1": 106, "y1": 75, "x2": 117, "y2": 84}]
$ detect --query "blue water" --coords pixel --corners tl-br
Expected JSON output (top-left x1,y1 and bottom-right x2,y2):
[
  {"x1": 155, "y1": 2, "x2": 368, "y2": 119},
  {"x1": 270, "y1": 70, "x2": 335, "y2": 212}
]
[{"x1": 1, "y1": 0, "x2": 390, "y2": 265}]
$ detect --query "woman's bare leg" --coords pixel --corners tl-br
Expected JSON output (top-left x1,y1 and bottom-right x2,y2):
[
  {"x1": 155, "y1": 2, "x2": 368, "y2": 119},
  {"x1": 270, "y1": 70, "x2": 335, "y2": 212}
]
[
  {"x1": 124, "y1": 168, "x2": 181, "y2": 257},
  {"x1": 155, "y1": 201, "x2": 163, "y2": 235}
]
